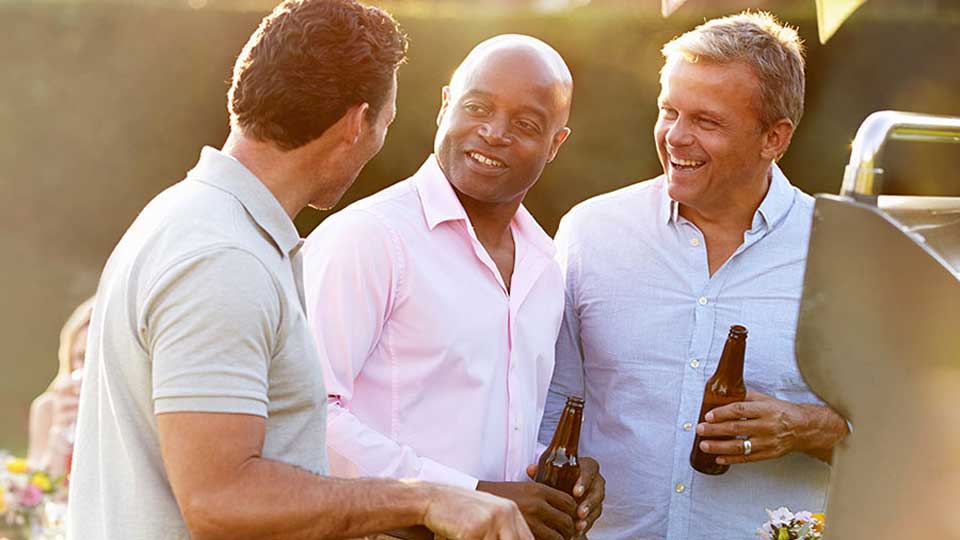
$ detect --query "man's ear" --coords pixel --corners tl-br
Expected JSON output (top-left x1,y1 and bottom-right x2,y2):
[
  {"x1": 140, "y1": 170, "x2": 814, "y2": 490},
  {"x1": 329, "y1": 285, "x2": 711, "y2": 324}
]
[
  {"x1": 547, "y1": 127, "x2": 572, "y2": 163},
  {"x1": 760, "y1": 118, "x2": 795, "y2": 161},
  {"x1": 436, "y1": 86, "x2": 451, "y2": 127},
  {"x1": 342, "y1": 102, "x2": 371, "y2": 145}
]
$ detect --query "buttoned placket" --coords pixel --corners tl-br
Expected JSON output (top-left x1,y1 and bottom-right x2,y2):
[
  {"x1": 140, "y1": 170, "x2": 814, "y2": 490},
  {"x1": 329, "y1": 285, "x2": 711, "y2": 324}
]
[
  {"x1": 665, "y1": 218, "x2": 770, "y2": 540},
  {"x1": 462, "y1": 221, "x2": 524, "y2": 480},
  {"x1": 504, "y1": 229, "x2": 552, "y2": 480},
  {"x1": 665, "y1": 219, "x2": 710, "y2": 540}
]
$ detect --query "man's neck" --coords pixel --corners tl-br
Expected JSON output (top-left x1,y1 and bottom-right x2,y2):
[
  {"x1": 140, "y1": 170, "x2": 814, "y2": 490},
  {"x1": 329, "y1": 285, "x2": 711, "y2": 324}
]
[
  {"x1": 453, "y1": 190, "x2": 522, "y2": 292},
  {"x1": 455, "y1": 192, "x2": 521, "y2": 250},
  {"x1": 221, "y1": 131, "x2": 333, "y2": 221},
  {"x1": 678, "y1": 165, "x2": 773, "y2": 276},
  {"x1": 679, "y1": 165, "x2": 772, "y2": 235}
]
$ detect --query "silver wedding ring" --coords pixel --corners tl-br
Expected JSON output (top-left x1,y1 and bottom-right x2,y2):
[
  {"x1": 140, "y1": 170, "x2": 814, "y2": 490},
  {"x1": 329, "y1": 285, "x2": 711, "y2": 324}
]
[{"x1": 743, "y1": 438, "x2": 753, "y2": 455}]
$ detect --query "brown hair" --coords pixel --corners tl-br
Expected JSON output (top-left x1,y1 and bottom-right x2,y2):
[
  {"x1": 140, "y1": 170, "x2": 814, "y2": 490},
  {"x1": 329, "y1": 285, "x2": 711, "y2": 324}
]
[{"x1": 229, "y1": 0, "x2": 408, "y2": 150}]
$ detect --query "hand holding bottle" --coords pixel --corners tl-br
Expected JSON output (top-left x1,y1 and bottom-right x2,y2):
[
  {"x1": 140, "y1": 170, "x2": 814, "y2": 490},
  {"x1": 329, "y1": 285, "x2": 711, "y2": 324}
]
[
  {"x1": 526, "y1": 457, "x2": 604, "y2": 539},
  {"x1": 695, "y1": 390, "x2": 849, "y2": 465},
  {"x1": 476, "y1": 479, "x2": 576, "y2": 540}
]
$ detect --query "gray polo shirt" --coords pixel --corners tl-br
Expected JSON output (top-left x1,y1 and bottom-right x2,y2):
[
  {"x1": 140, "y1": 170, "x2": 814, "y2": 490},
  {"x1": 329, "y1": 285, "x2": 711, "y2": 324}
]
[{"x1": 67, "y1": 147, "x2": 329, "y2": 540}]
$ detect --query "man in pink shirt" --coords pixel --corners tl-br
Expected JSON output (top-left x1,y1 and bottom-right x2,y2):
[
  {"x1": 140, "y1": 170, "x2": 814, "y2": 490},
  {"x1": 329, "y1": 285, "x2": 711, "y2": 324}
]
[{"x1": 303, "y1": 35, "x2": 605, "y2": 540}]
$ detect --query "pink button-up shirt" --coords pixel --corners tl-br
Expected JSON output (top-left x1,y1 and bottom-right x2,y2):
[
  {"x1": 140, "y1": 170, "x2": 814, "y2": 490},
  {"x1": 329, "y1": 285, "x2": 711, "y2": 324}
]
[{"x1": 302, "y1": 155, "x2": 563, "y2": 489}]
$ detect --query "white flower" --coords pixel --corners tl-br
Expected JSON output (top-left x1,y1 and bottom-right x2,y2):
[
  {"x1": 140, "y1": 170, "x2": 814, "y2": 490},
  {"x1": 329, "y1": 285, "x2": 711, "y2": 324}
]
[
  {"x1": 794, "y1": 511, "x2": 814, "y2": 522},
  {"x1": 766, "y1": 507, "x2": 795, "y2": 527}
]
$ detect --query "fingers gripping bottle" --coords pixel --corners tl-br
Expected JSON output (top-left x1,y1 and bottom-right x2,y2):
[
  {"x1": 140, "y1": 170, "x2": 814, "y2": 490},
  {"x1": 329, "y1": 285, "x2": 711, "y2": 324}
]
[{"x1": 690, "y1": 325, "x2": 748, "y2": 475}]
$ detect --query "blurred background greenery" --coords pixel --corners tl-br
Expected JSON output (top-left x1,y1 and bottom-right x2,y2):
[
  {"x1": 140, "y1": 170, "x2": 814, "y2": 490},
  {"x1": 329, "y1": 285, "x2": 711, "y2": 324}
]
[{"x1": 1, "y1": 0, "x2": 958, "y2": 455}]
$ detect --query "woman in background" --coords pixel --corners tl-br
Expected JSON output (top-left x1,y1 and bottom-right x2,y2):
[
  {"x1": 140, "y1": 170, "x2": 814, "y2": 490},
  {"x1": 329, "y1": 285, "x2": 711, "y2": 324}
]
[{"x1": 27, "y1": 296, "x2": 94, "y2": 477}]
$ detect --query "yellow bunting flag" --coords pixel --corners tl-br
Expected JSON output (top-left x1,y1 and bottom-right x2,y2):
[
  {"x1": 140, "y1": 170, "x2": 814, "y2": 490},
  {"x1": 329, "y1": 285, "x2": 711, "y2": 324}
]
[
  {"x1": 661, "y1": 0, "x2": 689, "y2": 17},
  {"x1": 816, "y1": 0, "x2": 868, "y2": 43}
]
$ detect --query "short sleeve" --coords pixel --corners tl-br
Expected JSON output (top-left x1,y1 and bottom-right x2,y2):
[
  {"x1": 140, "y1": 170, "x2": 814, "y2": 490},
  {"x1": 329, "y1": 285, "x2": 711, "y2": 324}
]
[{"x1": 143, "y1": 247, "x2": 281, "y2": 417}]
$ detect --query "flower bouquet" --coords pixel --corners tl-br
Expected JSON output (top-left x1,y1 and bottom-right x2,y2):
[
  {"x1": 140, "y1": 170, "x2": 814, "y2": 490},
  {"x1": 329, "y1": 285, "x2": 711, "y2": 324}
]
[
  {"x1": 756, "y1": 507, "x2": 825, "y2": 540},
  {"x1": 1, "y1": 452, "x2": 68, "y2": 540}
]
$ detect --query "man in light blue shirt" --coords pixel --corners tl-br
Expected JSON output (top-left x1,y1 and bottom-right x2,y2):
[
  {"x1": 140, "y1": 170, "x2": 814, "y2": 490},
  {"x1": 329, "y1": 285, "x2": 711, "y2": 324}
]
[{"x1": 540, "y1": 11, "x2": 849, "y2": 540}]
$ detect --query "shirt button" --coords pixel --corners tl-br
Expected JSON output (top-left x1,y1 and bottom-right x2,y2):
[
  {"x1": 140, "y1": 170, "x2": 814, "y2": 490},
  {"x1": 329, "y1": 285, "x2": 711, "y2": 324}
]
[
  {"x1": 683, "y1": 422, "x2": 693, "y2": 431},
  {"x1": 698, "y1": 296, "x2": 708, "y2": 305},
  {"x1": 675, "y1": 483, "x2": 686, "y2": 493},
  {"x1": 690, "y1": 359, "x2": 700, "y2": 369},
  {"x1": 690, "y1": 238, "x2": 700, "y2": 247}
]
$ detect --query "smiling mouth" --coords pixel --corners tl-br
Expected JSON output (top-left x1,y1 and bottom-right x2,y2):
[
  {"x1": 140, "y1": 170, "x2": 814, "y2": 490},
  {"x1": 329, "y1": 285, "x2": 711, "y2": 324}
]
[
  {"x1": 467, "y1": 151, "x2": 507, "y2": 169},
  {"x1": 669, "y1": 155, "x2": 706, "y2": 171}
]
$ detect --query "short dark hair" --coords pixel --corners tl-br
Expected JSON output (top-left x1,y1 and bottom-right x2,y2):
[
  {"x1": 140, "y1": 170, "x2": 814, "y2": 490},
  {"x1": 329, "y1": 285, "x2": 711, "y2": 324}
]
[{"x1": 228, "y1": 0, "x2": 408, "y2": 150}]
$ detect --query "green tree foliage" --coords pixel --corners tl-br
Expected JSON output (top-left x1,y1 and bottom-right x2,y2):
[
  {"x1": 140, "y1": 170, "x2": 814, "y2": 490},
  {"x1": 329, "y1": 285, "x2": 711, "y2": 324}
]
[{"x1": 0, "y1": 1, "x2": 958, "y2": 454}]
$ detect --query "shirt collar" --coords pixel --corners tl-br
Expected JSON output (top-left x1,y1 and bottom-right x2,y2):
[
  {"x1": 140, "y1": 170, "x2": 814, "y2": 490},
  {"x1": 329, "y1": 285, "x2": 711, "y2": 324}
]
[
  {"x1": 659, "y1": 162, "x2": 795, "y2": 232},
  {"x1": 414, "y1": 155, "x2": 469, "y2": 230},
  {"x1": 186, "y1": 146, "x2": 302, "y2": 257},
  {"x1": 413, "y1": 154, "x2": 556, "y2": 258},
  {"x1": 659, "y1": 175, "x2": 679, "y2": 225},
  {"x1": 753, "y1": 162, "x2": 794, "y2": 231}
]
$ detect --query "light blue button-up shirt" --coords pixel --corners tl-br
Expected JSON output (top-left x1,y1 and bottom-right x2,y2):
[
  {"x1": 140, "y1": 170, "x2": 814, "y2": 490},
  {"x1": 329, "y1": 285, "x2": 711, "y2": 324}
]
[{"x1": 540, "y1": 165, "x2": 830, "y2": 540}]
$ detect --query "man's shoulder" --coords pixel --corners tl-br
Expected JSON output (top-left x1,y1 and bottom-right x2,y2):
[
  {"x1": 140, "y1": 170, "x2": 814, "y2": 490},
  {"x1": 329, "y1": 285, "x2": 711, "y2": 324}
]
[
  {"x1": 310, "y1": 178, "x2": 423, "y2": 240},
  {"x1": 777, "y1": 168, "x2": 816, "y2": 215},
  {"x1": 303, "y1": 181, "x2": 419, "y2": 265},
  {"x1": 792, "y1": 185, "x2": 816, "y2": 213},
  {"x1": 557, "y1": 176, "x2": 666, "y2": 242},
  {"x1": 108, "y1": 180, "x2": 282, "y2": 291},
  {"x1": 567, "y1": 176, "x2": 665, "y2": 219},
  {"x1": 344, "y1": 178, "x2": 420, "y2": 218}
]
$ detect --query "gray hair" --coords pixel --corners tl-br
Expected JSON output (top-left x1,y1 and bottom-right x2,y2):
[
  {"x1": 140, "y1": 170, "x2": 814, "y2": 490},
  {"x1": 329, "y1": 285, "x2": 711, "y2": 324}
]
[{"x1": 661, "y1": 11, "x2": 805, "y2": 130}]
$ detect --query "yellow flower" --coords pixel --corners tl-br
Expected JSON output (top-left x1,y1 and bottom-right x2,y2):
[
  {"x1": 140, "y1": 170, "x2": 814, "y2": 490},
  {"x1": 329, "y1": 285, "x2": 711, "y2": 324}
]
[
  {"x1": 31, "y1": 471, "x2": 53, "y2": 492},
  {"x1": 5, "y1": 458, "x2": 28, "y2": 474},
  {"x1": 811, "y1": 513, "x2": 825, "y2": 532}
]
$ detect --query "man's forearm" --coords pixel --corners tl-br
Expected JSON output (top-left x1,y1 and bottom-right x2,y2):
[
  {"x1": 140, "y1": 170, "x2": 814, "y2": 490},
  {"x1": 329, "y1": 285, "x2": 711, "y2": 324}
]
[
  {"x1": 184, "y1": 456, "x2": 430, "y2": 540},
  {"x1": 799, "y1": 404, "x2": 849, "y2": 465}
]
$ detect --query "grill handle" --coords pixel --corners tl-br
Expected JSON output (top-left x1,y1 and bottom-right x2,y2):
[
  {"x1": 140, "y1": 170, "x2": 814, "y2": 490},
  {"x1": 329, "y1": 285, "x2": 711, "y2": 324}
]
[{"x1": 841, "y1": 110, "x2": 960, "y2": 203}]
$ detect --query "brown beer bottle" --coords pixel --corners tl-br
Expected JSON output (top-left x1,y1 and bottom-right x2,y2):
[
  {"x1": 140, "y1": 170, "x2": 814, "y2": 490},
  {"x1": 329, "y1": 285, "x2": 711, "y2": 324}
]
[
  {"x1": 690, "y1": 325, "x2": 748, "y2": 475},
  {"x1": 535, "y1": 395, "x2": 584, "y2": 494}
]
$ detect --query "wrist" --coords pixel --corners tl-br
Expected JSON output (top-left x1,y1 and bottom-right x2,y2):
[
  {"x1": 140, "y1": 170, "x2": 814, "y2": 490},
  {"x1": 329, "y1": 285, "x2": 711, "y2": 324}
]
[
  {"x1": 408, "y1": 481, "x2": 441, "y2": 526},
  {"x1": 802, "y1": 404, "x2": 847, "y2": 451}
]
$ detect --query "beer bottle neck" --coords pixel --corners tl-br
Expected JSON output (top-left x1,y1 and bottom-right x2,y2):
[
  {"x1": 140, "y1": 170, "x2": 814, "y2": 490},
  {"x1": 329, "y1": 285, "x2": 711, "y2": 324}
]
[
  {"x1": 549, "y1": 404, "x2": 583, "y2": 455},
  {"x1": 715, "y1": 336, "x2": 746, "y2": 384}
]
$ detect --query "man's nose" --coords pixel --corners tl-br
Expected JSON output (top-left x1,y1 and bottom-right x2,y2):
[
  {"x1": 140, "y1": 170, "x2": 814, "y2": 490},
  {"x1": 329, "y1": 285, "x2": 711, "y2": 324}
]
[
  {"x1": 665, "y1": 118, "x2": 693, "y2": 147},
  {"x1": 478, "y1": 116, "x2": 512, "y2": 146}
]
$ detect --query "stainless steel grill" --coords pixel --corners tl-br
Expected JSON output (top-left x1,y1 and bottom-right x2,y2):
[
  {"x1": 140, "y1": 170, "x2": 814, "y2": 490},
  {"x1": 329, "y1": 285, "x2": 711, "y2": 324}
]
[{"x1": 797, "y1": 111, "x2": 960, "y2": 540}]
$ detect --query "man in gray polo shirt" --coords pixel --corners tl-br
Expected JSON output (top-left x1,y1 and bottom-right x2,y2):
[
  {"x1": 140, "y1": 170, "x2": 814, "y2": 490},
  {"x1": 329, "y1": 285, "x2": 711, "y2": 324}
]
[{"x1": 67, "y1": 2, "x2": 532, "y2": 539}]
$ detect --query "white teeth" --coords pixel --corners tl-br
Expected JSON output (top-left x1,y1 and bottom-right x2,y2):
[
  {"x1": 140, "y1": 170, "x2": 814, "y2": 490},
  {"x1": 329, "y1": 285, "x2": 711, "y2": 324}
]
[
  {"x1": 470, "y1": 152, "x2": 505, "y2": 168},
  {"x1": 671, "y1": 156, "x2": 705, "y2": 168}
]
